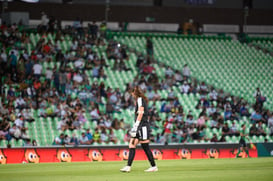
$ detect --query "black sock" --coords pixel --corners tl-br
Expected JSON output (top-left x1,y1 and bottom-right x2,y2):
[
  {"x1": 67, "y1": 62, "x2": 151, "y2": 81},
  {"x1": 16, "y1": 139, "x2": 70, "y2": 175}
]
[
  {"x1": 127, "y1": 148, "x2": 135, "y2": 166},
  {"x1": 141, "y1": 143, "x2": 156, "y2": 167}
]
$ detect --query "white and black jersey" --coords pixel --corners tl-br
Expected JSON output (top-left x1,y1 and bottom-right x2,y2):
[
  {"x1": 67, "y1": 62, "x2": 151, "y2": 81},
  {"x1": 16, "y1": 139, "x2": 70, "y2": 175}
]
[
  {"x1": 134, "y1": 97, "x2": 150, "y2": 140},
  {"x1": 135, "y1": 97, "x2": 149, "y2": 124}
]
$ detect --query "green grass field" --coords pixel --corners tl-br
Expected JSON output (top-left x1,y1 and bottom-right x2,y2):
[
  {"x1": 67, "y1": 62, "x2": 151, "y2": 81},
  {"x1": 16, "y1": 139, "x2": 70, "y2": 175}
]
[{"x1": 1, "y1": 158, "x2": 273, "y2": 181}]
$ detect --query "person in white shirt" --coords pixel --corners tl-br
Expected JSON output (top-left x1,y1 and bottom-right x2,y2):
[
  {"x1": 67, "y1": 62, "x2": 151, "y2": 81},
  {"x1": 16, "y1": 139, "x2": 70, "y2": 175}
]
[
  {"x1": 165, "y1": 66, "x2": 173, "y2": 77},
  {"x1": 181, "y1": 81, "x2": 191, "y2": 94},
  {"x1": 0, "y1": 50, "x2": 7, "y2": 63},
  {"x1": 41, "y1": 12, "x2": 48, "y2": 26},
  {"x1": 73, "y1": 73, "x2": 83, "y2": 84},
  {"x1": 33, "y1": 62, "x2": 43, "y2": 78},
  {"x1": 209, "y1": 88, "x2": 218, "y2": 101},
  {"x1": 15, "y1": 97, "x2": 26, "y2": 109},
  {"x1": 74, "y1": 58, "x2": 85, "y2": 69},
  {"x1": 14, "y1": 116, "x2": 24, "y2": 128},
  {"x1": 174, "y1": 70, "x2": 183, "y2": 84}
]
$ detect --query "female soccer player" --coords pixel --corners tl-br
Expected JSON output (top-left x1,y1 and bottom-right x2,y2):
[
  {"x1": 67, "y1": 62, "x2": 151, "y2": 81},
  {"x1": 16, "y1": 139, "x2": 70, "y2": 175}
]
[{"x1": 120, "y1": 86, "x2": 158, "y2": 172}]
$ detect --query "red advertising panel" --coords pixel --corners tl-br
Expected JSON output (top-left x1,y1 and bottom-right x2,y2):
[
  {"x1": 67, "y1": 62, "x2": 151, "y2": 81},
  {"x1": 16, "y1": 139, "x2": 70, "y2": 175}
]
[{"x1": 0, "y1": 146, "x2": 258, "y2": 164}]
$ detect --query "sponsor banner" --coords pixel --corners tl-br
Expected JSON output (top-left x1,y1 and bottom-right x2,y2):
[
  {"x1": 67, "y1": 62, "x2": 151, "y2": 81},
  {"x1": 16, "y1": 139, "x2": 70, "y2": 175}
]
[{"x1": 0, "y1": 147, "x2": 257, "y2": 164}]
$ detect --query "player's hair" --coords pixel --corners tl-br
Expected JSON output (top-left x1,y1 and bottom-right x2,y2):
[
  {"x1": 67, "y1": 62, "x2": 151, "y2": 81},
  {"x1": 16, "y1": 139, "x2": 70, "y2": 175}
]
[{"x1": 132, "y1": 86, "x2": 148, "y2": 103}]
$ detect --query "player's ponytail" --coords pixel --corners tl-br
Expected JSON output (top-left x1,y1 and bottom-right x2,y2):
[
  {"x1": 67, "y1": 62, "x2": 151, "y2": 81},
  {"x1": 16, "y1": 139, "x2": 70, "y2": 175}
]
[{"x1": 132, "y1": 86, "x2": 148, "y2": 104}]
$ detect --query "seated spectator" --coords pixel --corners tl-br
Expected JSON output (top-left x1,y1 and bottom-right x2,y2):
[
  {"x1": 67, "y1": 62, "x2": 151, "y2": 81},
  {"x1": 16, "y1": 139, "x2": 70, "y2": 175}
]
[
  {"x1": 250, "y1": 109, "x2": 264, "y2": 124},
  {"x1": 185, "y1": 112, "x2": 196, "y2": 127},
  {"x1": 199, "y1": 81, "x2": 208, "y2": 99},
  {"x1": 249, "y1": 123, "x2": 258, "y2": 136},
  {"x1": 100, "y1": 128, "x2": 108, "y2": 143},
  {"x1": 85, "y1": 128, "x2": 93, "y2": 144},
  {"x1": 230, "y1": 122, "x2": 239, "y2": 136},
  {"x1": 222, "y1": 123, "x2": 230, "y2": 136},
  {"x1": 207, "y1": 104, "x2": 216, "y2": 117},
  {"x1": 108, "y1": 129, "x2": 117, "y2": 144},
  {"x1": 180, "y1": 81, "x2": 191, "y2": 94},
  {"x1": 9, "y1": 124, "x2": 21, "y2": 140},
  {"x1": 53, "y1": 133, "x2": 65, "y2": 145},
  {"x1": 257, "y1": 121, "x2": 266, "y2": 136},
  {"x1": 90, "y1": 105, "x2": 100, "y2": 123},
  {"x1": 239, "y1": 103, "x2": 250, "y2": 117},
  {"x1": 196, "y1": 114, "x2": 207, "y2": 130},
  {"x1": 64, "y1": 134, "x2": 70, "y2": 145},
  {"x1": 69, "y1": 133, "x2": 79, "y2": 146},
  {"x1": 22, "y1": 109, "x2": 35, "y2": 122},
  {"x1": 79, "y1": 132, "x2": 90, "y2": 145},
  {"x1": 167, "y1": 88, "x2": 176, "y2": 101},
  {"x1": 93, "y1": 128, "x2": 101, "y2": 143},
  {"x1": 210, "y1": 118, "x2": 219, "y2": 129},
  {"x1": 210, "y1": 133, "x2": 218, "y2": 142},
  {"x1": 208, "y1": 88, "x2": 218, "y2": 102}
]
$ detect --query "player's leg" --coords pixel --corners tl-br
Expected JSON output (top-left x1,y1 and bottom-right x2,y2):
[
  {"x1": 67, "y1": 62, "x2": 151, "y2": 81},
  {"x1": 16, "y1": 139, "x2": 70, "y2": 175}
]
[
  {"x1": 120, "y1": 138, "x2": 138, "y2": 172},
  {"x1": 236, "y1": 147, "x2": 243, "y2": 157},
  {"x1": 140, "y1": 140, "x2": 158, "y2": 172},
  {"x1": 244, "y1": 147, "x2": 250, "y2": 157},
  {"x1": 139, "y1": 125, "x2": 158, "y2": 172},
  {"x1": 237, "y1": 138, "x2": 243, "y2": 158},
  {"x1": 128, "y1": 138, "x2": 138, "y2": 166}
]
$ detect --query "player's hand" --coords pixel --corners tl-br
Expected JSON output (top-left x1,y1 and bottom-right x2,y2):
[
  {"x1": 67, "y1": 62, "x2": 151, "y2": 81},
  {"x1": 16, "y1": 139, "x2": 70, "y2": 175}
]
[
  {"x1": 130, "y1": 121, "x2": 140, "y2": 137},
  {"x1": 130, "y1": 128, "x2": 137, "y2": 137}
]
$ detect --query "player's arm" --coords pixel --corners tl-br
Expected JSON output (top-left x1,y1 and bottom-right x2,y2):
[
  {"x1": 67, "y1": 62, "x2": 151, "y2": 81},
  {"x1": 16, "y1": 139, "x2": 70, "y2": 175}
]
[
  {"x1": 136, "y1": 106, "x2": 144, "y2": 122},
  {"x1": 130, "y1": 102, "x2": 144, "y2": 137}
]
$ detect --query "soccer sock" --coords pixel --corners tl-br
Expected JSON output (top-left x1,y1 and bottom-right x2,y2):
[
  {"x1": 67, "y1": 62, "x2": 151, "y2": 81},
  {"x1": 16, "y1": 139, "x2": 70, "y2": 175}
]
[
  {"x1": 236, "y1": 149, "x2": 241, "y2": 157},
  {"x1": 245, "y1": 149, "x2": 250, "y2": 157},
  {"x1": 127, "y1": 148, "x2": 135, "y2": 166},
  {"x1": 141, "y1": 143, "x2": 156, "y2": 167}
]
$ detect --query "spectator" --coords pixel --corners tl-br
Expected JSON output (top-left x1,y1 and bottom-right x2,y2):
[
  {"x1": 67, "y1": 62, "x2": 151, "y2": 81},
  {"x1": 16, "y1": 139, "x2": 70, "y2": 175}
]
[
  {"x1": 33, "y1": 61, "x2": 43, "y2": 79},
  {"x1": 146, "y1": 37, "x2": 153, "y2": 57},
  {"x1": 230, "y1": 122, "x2": 239, "y2": 136},
  {"x1": 109, "y1": 129, "x2": 118, "y2": 144},
  {"x1": 210, "y1": 133, "x2": 218, "y2": 142},
  {"x1": 250, "y1": 109, "x2": 264, "y2": 124},
  {"x1": 85, "y1": 129, "x2": 93, "y2": 144},
  {"x1": 93, "y1": 128, "x2": 101, "y2": 144},
  {"x1": 239, "y1": 103, "x2": 250, "y2": 117},
  {"x1": 180, "y1": 81, "x2": 191, "y2": 94},
  {"x1": 53, "y1": 133, "x2": 65, "y2": 145},
  {"x1": 249, "y1": 123, "x2": 258, "y2": 136},
  {"x1": 257, "y1": 121, "x2": 266, "y2": 137},
  {"x1": 79, "y1": 132, "x2": 90, "y2": 145},
  {"x1": 69, "y1": 133, "x2": 79, "y2": 146},
  {"x1": 254, "y1": 87, "x2": 266, "y2": 111}
]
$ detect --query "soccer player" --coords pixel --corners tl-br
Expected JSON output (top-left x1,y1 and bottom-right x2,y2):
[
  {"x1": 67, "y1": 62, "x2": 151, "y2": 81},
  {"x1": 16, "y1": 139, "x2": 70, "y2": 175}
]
[
  {"x1": 120, "y1": 86, "x2": 158, "y2": 172},
  {"x1": 236, "y1": 124, "x2": 251, "y2": 158}
]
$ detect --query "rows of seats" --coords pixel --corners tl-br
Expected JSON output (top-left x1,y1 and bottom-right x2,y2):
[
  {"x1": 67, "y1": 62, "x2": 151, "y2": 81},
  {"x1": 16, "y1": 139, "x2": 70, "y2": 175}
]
[
  {"x1": 111, "y1": 32, "x2": 273, "y2": 111},
  {"x1": 1, "y1": 32, "x2": 273, "y2": 147},
  {"x1": 246, "y1": 36, "x2": 273, "y2": 53}
]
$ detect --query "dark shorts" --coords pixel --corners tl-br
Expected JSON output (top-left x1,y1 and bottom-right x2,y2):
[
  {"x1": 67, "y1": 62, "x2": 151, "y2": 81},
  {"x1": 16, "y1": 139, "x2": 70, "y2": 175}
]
[
  {"x1": 135, "y1": 124, "x2": 150, "y2": 141},
  {"x1": 239, "y1": 138, "x2": 246, "y2": 148}
]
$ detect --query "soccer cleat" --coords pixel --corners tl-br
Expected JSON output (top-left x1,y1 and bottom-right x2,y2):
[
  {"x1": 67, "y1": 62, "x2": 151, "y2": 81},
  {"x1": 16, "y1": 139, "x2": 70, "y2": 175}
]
[
  {"x1": 120, "y1": 166, "x2": 131, "y2": 172},
  {"x1": 144, "y1": 166, "x2": 158, "y2": 172}
]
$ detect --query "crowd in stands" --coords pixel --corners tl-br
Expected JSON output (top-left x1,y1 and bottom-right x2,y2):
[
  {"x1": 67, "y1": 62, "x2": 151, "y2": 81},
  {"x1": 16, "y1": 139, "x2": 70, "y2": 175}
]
[{"x1": 0, "y1": 16, "x2": 272, "y2": 147}]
